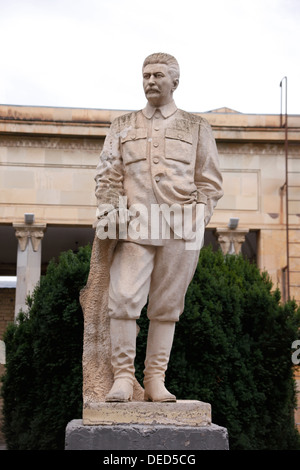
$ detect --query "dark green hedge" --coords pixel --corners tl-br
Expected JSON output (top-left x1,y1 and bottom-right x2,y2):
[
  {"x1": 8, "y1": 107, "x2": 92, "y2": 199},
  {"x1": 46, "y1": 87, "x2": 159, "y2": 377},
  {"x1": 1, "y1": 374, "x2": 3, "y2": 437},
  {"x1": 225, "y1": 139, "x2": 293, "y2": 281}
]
[
  {"x1": 137, "y1": 248, "x2": 300, "y2": 450},
  {"x1": 1, "y1": 244, "x2": 300, "y2": 450},
  {"x1": 1, "y1": 246, "x2": 90, "y2": 450}
]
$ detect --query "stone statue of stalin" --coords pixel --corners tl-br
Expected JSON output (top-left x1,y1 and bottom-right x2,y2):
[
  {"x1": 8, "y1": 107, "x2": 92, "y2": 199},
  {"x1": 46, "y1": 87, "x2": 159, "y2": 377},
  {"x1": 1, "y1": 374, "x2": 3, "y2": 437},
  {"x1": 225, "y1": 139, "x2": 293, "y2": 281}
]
[{"x1": 94, "y1": 53, "x2": 223, "y2": 402}]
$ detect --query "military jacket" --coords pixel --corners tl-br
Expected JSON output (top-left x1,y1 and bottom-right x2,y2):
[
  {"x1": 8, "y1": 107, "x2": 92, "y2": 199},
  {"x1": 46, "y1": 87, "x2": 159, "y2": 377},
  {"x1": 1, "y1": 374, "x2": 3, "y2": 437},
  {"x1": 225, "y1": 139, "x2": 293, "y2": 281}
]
[{"x1": 95, "y1": 100, "x2": 223, "y2": 243}]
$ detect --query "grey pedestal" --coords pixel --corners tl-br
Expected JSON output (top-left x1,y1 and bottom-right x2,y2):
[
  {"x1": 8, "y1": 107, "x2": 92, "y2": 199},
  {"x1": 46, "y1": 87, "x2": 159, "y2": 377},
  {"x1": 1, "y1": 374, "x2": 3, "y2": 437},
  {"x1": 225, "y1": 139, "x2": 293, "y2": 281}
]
[{"x1": 65, "y1": 419, "x2": 229, "y2": 450}]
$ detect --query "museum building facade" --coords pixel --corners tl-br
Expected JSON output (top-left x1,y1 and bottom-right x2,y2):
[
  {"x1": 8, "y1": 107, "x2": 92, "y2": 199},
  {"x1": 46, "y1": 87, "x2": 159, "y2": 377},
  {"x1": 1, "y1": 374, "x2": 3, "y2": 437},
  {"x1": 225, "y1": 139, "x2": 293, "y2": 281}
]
[{"x1": 0, "y1": 104, "x2": 299, "y2": 437}]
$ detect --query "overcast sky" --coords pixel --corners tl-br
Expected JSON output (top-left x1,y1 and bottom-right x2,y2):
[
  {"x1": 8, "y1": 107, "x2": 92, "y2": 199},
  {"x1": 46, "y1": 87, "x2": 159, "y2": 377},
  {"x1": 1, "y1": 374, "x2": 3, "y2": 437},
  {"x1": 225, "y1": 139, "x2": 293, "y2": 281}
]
[{"x1": 0, "y1": 0, "x2": 299, "y2": 115}]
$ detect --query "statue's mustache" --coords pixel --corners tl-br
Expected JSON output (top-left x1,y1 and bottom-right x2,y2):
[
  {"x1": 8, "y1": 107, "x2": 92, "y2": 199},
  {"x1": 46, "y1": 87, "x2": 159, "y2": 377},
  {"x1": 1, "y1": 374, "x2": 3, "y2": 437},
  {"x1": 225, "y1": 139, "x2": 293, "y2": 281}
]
[{"x1": 146, "y1": 86, "x2": 160, "y2": 93}]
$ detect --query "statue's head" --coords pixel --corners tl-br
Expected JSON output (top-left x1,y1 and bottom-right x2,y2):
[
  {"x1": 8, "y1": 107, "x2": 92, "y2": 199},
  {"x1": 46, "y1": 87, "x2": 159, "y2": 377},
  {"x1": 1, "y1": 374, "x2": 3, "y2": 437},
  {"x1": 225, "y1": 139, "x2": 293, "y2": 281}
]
[{"x1": 142, "y1": 53, "x2": 180, "y2": 107}]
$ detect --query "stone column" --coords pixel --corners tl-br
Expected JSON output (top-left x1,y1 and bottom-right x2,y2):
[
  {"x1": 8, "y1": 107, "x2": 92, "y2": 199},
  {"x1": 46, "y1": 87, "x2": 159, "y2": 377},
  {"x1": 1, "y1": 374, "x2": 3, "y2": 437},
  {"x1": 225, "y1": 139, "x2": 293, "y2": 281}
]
[
  {"x1": 0, "y1": 340, "x2": 5, "y2": 365},
  {"x1": 13, "y1": 223, "x2": 46, "y2": 318},
  {"x1": 215, "y1": 228, "x2": 249, "y2": 255}
]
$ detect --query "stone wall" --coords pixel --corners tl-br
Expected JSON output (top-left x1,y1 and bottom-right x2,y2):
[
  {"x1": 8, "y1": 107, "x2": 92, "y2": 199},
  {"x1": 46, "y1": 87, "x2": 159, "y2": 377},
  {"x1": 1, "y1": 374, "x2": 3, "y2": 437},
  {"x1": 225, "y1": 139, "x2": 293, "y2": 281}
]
[
  {"x1": 295, "y1": 366, "x2": 300, "y2": 432},
  {"x1": 0, "y1": 363, "x2": 5, "y2": 447},
  {"x1": 0, "y1": 288, "x2": 15, "y2": 339},
  {"x1": 0, "y1": 288, "x2": 15, "y2": 447}
]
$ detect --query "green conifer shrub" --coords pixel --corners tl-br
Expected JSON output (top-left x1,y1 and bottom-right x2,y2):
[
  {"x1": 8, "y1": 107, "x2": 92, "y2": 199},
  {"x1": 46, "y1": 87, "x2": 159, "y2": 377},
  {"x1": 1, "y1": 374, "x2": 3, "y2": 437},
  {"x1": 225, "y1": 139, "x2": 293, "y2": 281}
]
[
  {"x1": 2, "y1": 245, "x2": 300, "y2": 450},
  {"x1": 142, "y1": 247, "x2": 300, "y2": 450},
  {"x1": 1, "y1": 246, "x2": 90, "y2": 449}
]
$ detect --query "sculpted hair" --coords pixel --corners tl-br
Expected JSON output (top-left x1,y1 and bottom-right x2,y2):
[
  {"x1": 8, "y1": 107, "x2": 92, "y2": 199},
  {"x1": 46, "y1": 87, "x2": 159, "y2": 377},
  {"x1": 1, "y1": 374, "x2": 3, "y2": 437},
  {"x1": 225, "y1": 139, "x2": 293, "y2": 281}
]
[{"x1": 143, "y1": 53, "x2": 180, "y2": 81}]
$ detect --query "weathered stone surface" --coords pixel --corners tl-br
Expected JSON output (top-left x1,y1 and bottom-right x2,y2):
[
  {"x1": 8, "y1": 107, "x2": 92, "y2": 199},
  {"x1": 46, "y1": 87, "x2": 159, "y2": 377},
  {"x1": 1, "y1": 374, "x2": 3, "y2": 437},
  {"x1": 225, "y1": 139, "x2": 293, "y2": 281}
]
[
  {"x1": 65, "y1": 419, "x2": 229, "y2": 450},
  {"x1": 79, "y1": 236, "x2": 144, "y2": 406},
  {"x1": 82, "y1": 400, "x2": 211, "y2": 426}
]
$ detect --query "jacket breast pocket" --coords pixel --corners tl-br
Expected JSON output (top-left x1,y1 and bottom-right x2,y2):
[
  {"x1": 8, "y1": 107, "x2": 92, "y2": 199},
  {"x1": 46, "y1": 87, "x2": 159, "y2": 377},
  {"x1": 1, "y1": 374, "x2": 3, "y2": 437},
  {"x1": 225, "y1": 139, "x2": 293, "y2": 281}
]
[
  {"x1": 165, "y1": 128, "x2": 193, "y2": 164},
  {"x1": 121, "y1": 128, "x2": 148, "y2": 165}
]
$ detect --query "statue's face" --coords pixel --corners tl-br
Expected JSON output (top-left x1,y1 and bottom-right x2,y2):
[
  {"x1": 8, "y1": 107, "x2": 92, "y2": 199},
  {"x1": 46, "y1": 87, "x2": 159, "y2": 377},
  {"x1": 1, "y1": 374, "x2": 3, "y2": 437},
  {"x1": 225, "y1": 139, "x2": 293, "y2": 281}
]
[{"x1": 143, "y1": 63, "x2": 178, "y2": 107}]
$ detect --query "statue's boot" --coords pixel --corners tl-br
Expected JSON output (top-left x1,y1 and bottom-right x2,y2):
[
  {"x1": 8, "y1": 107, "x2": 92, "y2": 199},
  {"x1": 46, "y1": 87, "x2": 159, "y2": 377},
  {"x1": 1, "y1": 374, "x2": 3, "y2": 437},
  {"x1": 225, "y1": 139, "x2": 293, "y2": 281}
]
[
  {"x1": 105, "y1": 318, "x2": 136, "y2": 402},
  {"x1": 143, "y1": 320, "x2": 176, "y2": 402}
]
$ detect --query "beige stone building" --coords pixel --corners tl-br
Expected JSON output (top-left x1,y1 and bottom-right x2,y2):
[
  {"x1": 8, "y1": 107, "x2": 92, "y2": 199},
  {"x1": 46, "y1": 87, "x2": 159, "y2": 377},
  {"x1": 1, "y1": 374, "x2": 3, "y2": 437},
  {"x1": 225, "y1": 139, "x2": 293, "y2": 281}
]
[{"x1": 0, "y1": 104, "x2": 299, "y2": 438}]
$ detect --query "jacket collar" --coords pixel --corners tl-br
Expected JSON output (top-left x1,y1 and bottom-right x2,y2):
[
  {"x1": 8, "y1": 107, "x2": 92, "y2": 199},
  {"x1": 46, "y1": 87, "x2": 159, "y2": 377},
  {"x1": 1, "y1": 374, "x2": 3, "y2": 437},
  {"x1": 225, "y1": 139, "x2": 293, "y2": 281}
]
[{"x1": 142, "y1": 100, "x2": 178, "y2": 119}]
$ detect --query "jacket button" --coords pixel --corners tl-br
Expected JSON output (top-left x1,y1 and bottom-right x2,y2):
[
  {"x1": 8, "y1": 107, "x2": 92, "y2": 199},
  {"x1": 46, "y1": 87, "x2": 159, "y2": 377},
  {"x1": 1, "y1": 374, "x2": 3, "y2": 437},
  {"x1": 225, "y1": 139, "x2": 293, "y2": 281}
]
[
  {"x1": 153, "y1": 157, "x2": 159, "y2": 164},
  {"x1": 153, "y1": 142, "x2": 159, "y2": 147},
  {"x1": 154, "y1": 175, "x2": 160, "y2": 182}
]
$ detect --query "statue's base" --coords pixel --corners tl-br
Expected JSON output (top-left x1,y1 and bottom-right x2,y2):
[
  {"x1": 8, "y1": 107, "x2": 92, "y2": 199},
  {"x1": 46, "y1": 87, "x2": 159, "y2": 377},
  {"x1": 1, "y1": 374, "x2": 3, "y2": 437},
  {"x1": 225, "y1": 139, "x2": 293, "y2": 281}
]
[
  {"x1": 65, "y1": 401, "x2": 229, "y2": 450},
  {"x1": 82, "y1": 399, "x2": 211, "y2": 426}
]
